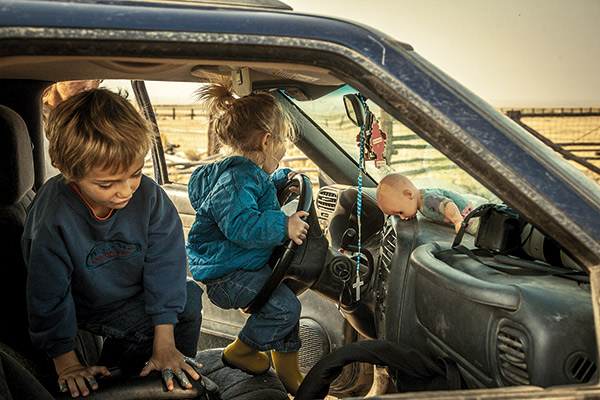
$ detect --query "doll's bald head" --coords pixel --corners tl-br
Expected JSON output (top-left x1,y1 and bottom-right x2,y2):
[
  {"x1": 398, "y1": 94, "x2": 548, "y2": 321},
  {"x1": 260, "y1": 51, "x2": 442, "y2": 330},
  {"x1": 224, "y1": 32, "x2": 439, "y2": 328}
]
[{"x1": 376, "y1": 173, "x2": 420, "y2": 219}]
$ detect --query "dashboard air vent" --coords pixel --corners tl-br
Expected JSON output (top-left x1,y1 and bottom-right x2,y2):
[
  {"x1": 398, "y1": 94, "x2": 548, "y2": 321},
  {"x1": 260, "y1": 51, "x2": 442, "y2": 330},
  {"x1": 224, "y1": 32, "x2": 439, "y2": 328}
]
[
  {"x1": 316, "y1": 188, "x2": 338, "y2": 215},
  {"x1": 566, "y1": 352, "x2": 597, "y2": 383},
  {"x1": 497, "y1": 325, "x2": 530, "y2": 385},
  {"x1": 380, "y1": 224, "x2": 396, "y2": 269},
  {"x1": 374, "y1": 223, "x2": 396, "y2": 338}
]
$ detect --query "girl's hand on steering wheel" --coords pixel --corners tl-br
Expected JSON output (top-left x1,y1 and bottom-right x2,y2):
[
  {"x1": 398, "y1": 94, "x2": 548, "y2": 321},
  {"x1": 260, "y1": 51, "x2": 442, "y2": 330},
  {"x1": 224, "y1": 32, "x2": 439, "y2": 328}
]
[
  {"x1": 288, "y1": 211, "x2": 309, "y2": 245},
  {"x1": 287, "y1": 171, "x2": 300, "y2": 194}
]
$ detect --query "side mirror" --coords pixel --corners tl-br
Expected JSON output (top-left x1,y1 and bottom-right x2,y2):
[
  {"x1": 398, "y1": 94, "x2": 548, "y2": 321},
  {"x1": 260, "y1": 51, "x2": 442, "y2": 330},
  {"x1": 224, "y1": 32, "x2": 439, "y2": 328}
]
[{"x1": 343, "y1": 94, "x2": 365, "y2": 127}]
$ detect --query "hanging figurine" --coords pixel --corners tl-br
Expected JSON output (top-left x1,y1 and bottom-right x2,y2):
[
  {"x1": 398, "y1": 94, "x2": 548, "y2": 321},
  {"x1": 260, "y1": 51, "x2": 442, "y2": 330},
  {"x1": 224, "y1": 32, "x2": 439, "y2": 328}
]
[
  {"x1": 355, "y1": 101, "x2": 387, "y2": 168},
  {"x1": 370, "y1": 120, "x2": 387, "y2": 168}
]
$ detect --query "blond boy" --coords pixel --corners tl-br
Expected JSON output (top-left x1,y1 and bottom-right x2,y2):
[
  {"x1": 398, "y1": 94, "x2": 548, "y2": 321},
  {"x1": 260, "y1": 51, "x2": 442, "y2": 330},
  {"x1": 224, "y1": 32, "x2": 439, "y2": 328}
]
[{"x1": 23, "y1": 89, "x2": 202, "y2": 397}]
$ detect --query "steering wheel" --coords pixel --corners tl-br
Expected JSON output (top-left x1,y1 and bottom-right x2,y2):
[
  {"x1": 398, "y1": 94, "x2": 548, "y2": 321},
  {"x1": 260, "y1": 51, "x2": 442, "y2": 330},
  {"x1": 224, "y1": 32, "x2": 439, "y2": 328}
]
[{"x1": 243, "y1": 174, "x2": 313, "y2": 314}]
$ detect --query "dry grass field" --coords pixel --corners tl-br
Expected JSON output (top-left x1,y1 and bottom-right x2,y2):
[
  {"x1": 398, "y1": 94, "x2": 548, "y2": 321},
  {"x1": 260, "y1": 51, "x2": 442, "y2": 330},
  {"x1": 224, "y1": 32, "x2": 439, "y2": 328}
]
[
  {"x1": 150, "y1": 105, "x2": 321, "y2": 186},
  {"x1": 148, "y1": 105, "x2": 600, "y2": 190}
]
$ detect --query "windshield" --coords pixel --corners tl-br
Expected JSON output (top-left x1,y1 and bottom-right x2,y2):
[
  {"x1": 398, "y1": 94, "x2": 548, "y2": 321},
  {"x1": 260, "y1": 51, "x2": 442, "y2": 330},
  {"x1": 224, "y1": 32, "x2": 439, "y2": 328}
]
[
  {"x1": 98, "y1": 80, "x2": 497, "y2": 207},
  {"x1": 293, "y1": 86, "x2": 499, "y2": 204}
]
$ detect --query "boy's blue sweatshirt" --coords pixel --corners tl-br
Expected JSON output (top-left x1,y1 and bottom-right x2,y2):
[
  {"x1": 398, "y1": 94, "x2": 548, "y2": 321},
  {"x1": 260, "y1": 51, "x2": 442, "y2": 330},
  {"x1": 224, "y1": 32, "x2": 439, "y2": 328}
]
[{"x1": 22, "y1": 175, "x2": 187, "y2": 358}]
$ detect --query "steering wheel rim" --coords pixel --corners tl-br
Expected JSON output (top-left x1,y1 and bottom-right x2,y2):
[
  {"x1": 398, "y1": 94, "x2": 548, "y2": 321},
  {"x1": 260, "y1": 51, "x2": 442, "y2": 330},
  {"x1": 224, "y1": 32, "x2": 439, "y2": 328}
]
[{"x1": 242, "y1": 173, "x2": 313, "y2": 314}]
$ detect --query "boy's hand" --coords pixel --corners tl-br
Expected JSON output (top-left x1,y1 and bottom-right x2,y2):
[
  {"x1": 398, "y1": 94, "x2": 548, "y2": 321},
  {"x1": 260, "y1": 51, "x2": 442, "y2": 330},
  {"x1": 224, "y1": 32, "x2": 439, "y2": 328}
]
[
  {"x1": 58, "y1": 364, "x2": 110, "y2": 398},
  {"x1": 288, "y1": 211, "x2": 309, "y2": 245},
  {"x1": 55, "y1": 351, "x2": 110, "y2": 398},
  {"x1": 140, "y1": 324, "x2": 201, "y2": 391},
  {"x1": 140, "y1": 348, "x2": 202, "y2": 391}
]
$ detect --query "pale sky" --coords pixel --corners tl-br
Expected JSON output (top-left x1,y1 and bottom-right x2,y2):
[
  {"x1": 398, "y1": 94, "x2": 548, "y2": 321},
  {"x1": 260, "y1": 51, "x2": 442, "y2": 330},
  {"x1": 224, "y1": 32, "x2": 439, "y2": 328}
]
[{"x1": 284, "y1": 0, "x2": 600, "y2": 107}]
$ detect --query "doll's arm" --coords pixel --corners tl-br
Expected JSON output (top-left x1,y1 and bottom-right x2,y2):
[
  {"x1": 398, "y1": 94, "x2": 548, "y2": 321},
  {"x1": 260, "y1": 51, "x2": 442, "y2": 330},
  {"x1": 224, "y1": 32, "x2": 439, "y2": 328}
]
[{"x1": 443, "y1": 201, "x2": 464, "y2": 233}]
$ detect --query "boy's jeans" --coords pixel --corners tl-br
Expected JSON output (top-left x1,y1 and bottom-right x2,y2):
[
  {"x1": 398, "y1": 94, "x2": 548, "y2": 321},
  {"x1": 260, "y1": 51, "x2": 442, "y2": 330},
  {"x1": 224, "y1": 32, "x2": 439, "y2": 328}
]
[
  {"x1": 79, "y1": 280, "x2": 203, "y2": 370},
  {"x1": 205, "y1": 265, "x2": 301, "y2": 353}
]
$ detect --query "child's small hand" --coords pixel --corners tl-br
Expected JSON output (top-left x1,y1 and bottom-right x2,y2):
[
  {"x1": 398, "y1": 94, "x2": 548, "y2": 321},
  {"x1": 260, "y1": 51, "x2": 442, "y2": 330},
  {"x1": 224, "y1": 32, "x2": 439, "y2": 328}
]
[
  {"x1": 140, "y1": 347, "x2": 201, "y2": 391},
  {"x1": 140, "y1": 324, "x2": 201, "y2": 391},
  {"x1": 57, "y1": 364, "x2": 110, "y2": 398},
  {"x1": 287, "y1": 171, "x2": 300, "y2": 194},
  {"x1": 288, "y1": 211, "x2": 309, "y2": 245}
]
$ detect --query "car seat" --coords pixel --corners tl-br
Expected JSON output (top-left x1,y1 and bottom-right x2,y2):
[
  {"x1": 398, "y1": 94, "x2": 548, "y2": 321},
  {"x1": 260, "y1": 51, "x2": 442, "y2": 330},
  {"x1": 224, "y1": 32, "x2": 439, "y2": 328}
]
[
  {"x1": 0, "y1": 105, "x2": 59, "y2": 390},
  {"x1": 0, "y1": 105, "x2": 35, "y2": 357},
  {"x1": 0, "y1": 104, "x2": 108, "y2": 388}
]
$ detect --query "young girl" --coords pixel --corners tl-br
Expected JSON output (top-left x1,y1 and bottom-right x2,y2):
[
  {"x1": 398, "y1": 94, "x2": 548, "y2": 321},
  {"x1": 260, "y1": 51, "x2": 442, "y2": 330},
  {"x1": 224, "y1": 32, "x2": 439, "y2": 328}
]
[{"x1": 186, "y1": 79, "x2": 309, "y2": 395}]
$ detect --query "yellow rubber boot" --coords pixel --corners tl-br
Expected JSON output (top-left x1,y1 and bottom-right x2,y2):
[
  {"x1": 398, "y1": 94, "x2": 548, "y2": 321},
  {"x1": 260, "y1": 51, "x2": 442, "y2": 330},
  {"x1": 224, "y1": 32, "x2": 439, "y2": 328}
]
[
  {"x1": 221, "y1": 338, "x2": 270, "y2": 375},
  {"x1": 271, "y1": 350, "x2": 304, "y2": 395}
]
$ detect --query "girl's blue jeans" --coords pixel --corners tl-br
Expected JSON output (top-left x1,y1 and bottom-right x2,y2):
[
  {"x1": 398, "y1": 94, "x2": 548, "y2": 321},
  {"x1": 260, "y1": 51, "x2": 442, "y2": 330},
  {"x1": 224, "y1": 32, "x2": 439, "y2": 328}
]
[
  {"x1": 78, "y1": 279, "x2": 203, "y2": 370},
  {"x1": 205, "y1": 265, "x2": 301, "y2": 353}
]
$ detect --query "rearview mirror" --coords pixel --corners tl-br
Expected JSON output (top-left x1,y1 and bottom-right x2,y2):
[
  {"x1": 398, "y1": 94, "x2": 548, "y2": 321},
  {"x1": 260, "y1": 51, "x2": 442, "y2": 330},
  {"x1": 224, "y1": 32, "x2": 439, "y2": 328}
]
[{"x1": 343, "y1": 94, "x2": 365, "y2": 127}]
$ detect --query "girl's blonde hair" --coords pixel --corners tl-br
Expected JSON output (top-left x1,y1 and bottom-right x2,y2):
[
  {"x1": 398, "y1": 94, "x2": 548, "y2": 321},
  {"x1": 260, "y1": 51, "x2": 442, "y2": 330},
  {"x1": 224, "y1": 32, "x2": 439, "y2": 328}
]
[
  {"x1": 195, "y1": 77, "x2": 295, "y2": 162},
  {"x1": 46, "y1": 88, "x2": 153, "y2": 181}
]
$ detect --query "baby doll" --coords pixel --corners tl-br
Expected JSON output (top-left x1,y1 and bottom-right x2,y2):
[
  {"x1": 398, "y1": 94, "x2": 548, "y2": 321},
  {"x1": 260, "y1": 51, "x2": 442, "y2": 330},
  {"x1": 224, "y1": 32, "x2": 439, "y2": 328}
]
[{"x1": 376, "y1": 173, "x2": 478, "y2": 235}]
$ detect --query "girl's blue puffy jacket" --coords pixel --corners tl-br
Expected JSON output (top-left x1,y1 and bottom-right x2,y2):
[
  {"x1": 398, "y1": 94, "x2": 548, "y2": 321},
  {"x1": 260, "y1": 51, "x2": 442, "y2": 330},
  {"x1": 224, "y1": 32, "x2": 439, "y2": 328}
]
[{"x1": 186, "y1": 156, "x2": 291, "y2": 282}]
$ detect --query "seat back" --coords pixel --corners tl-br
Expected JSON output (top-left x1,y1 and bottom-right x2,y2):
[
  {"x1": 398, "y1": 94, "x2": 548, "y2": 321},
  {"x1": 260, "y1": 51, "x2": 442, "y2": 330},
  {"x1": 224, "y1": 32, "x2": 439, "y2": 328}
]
[{"x1": 0, "y1": 105, "x2": 35, "y2": 355}]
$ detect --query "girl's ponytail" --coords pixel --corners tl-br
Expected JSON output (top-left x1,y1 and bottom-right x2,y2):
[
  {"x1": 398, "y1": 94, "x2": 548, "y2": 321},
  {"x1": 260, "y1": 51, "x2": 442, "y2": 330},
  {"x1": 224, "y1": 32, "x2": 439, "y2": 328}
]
[{"x1": 195, "y1": 76, "x2": 235, "y2": 115}]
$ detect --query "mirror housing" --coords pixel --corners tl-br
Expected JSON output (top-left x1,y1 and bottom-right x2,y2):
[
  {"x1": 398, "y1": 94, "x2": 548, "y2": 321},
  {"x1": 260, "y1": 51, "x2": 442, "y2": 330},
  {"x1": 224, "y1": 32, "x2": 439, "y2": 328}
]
[{"x1": 343, "y1": 94, "x2": 365, "y2": 127}]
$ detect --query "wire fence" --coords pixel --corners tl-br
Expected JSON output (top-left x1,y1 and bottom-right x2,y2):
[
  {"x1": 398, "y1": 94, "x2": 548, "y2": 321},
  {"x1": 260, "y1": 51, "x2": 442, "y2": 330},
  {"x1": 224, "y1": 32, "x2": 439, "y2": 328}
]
[
  {"x1": 151, "y1": 105, "x2": 600, "y2": 185},
  {"x1": 154, "y1": 105, "x2": 206, "y2": 120},
  {"x1": 502, "y1": 108, "x2": 600, "y2": 180}
]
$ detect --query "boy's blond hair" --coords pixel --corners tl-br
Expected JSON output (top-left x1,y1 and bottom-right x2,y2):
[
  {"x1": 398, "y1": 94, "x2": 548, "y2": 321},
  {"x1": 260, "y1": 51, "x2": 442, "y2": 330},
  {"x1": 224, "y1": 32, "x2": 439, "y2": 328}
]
[{"x1": 46, "y1": 88, "x2": 153, "y2": 181}]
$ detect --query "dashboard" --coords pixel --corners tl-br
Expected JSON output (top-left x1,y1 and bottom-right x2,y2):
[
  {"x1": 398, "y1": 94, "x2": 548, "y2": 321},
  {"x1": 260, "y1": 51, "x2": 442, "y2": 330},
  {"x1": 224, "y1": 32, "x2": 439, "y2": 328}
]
[{"x1": 313, "y1": 184, "x2": 597, "y2": 389}]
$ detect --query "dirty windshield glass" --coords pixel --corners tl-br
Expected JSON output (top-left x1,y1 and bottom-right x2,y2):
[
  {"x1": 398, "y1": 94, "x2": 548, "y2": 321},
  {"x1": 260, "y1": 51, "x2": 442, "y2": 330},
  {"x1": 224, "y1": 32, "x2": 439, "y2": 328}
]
[{"x1": 293, "y1": 86, "x2": 499, "y2": 204}]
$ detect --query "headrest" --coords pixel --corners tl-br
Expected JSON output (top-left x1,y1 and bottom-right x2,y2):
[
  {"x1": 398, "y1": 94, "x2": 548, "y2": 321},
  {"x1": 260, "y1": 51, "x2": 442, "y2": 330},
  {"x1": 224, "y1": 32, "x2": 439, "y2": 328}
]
[{"x1": 0, "y1": 105, "x2": 34, "y2": 206}]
